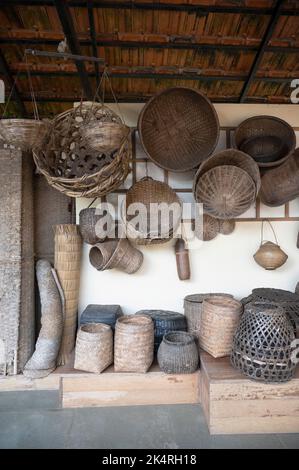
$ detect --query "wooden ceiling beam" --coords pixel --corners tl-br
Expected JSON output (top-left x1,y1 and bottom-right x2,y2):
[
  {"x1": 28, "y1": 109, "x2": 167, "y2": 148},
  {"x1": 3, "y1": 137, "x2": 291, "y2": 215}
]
[
  {"x1": 53, "y1": 0, "x2": 93, "y2": 99},
  {"x1": 87, "y1": 0, "x2": 100, "y2": 86},
  {"x1": 0, "y1": 48, "x2": 27, "y2": 117}
]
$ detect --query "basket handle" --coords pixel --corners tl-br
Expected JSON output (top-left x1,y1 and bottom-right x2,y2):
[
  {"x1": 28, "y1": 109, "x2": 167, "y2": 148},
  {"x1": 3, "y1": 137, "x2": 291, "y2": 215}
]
[{"x1": 261, "y1": 220, "x2": 279, "y2": 245}]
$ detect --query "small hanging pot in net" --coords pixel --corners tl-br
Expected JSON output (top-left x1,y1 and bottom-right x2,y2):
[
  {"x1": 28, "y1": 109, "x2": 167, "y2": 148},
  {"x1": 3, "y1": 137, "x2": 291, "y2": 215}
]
[
  {"x1": 231, "y1": 302, "x2": 297, "y2": 383},
  {"x1": 253, "y1": 220, "x2": 288, "y2": 270}
]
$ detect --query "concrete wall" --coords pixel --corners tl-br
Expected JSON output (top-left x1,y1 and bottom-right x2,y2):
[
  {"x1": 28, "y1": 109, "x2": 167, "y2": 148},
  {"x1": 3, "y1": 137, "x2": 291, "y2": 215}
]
[{"x1": 77, "y1": 104, "x2": 299, "y2": 315}]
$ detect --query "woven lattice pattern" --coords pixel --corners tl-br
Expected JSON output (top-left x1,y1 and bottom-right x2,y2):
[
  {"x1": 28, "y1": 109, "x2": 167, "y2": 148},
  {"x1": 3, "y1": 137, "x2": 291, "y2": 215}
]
[{"x1": 231, "y1": 303, "x2": 297, "y2": 383}]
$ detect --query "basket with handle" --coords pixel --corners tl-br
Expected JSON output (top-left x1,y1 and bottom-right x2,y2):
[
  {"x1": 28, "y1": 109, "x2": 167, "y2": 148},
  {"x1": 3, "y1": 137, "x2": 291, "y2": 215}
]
[{"x1": 253, "y1": 220, "x2": 288, "y2": 270}]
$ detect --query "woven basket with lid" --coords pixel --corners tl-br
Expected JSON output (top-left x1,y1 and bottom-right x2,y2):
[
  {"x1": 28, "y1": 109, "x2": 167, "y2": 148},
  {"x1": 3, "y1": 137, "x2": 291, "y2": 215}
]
[{"x1": 138, "y1": 87, "x2": 219, "y2": 172}]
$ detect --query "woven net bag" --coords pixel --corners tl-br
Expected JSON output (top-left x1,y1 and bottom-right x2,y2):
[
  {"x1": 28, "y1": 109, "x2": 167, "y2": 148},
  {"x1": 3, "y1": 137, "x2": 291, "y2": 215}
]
[
  {"x1": 74, "y1": 323, "x2": 113, "y2": 374},
  {"x1": 199, "y1": 296, "x2": 243, "y2": 358},
  {"x1": 114, "y1": 315, "x2": 154, "y2": 372},
  {"x1": 33, "y1": 103, "x2": 131, "y2": 198},
  {"x1": 231, "y1": 303, "x2": 297, "y2": 383}
]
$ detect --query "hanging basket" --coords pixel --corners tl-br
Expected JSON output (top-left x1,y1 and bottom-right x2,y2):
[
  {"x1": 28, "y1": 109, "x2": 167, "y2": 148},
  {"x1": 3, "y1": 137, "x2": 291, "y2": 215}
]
[
  {"x1": 231, "y1": 303, "x2": 297, "y2": 383},
  {"x1": 79, "y1": 207, "x2": 114, "y2": 245},
  {"x1": 0, "y1": 119, "x2": 51, "y2": 152},
  {"x1": 194, "y1": 214, "x2": 219, "y2": 241},
  {"x1": 33, "y1": 104, "x2": 131, "y2": 198},
  {"x1": 219, "y1": 219, "x2": 236, "y2": 235},
  {"x1": 80, "y1": 121, "x2": 130, "y2": 154},
  {"x1": 253, "y1": 221, "x2": 288, "y2": 270},
  {"x1": 121, "y1": 177, "x2": 182, "y2": 245}
]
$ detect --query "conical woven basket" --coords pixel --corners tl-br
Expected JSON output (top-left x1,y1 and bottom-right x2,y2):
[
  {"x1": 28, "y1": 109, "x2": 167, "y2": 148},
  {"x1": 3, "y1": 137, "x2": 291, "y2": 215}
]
[{"x1": 54, "y1": 225, "x2": 82, "y2": 366}]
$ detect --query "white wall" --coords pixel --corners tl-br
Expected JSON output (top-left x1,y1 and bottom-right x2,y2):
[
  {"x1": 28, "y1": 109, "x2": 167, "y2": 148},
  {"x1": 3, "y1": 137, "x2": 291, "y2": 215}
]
[{"x1": 77, "y1": 104, "x2": 299, "y2": 316}]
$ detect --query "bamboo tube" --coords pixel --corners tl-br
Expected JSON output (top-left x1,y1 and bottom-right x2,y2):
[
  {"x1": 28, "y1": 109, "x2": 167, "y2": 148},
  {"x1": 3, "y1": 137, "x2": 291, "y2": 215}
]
[{"x1": 54, "y1": 225, "x2": 82, "y2": 366}]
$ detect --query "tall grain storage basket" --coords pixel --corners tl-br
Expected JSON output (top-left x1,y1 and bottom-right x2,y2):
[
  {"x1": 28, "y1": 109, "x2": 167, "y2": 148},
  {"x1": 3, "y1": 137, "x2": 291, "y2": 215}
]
[
  {"x1": 114, "y1": 316, "x2": 154, "y2": 373},
  {"x1": 55, "y1": 225, "x2": 82, "y2": 366},
  {"x1": 200, "y1": 296, "x2": 242, "y2": 358},
  {"x1": 74, "y1": 323, "x2": 113, "y2": 374}
]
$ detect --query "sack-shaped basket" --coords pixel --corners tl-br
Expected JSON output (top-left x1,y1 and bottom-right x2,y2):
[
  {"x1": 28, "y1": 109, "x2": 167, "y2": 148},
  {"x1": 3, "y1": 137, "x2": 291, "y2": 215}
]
[
  {"x1": 231, "y1": 303, "x2": 296, "y2": 383},
  {"x1": 157, "y1": 331, "x2": 199, "y2": 374},
  {"x1": 135, "y1": 310, "x2": 187, "y2": 352},
  {"x1": 122, "y1": 177, "x2": 182, "y2": 245},
  {"x1": 79, "y1": 208, "x2": 114, "y2": 245},
  {"x1": 33, "y1": 104, "x2": 131, "y2": 198},
  {"x1": 233, "y1": 115, "x2": 296, "y2": 168},
  {"x1": 0, "y1": 119, "x2": 51, "y2": 151},
  {"x1": 184, "y1": 293, "x2": 233, "y2": 341},
  {"x1": 74, "y1": 323, "x2": 113, "y2": 374},
  {"x1": 253, "y1": 221, "x2": 288, "y2": 270},
  {"x1": 138, "y1": 87, "x2": 219, "y2": 172},
  {"x1": 114, "y1": 315, "x2": 154, "y2": 372},
  {"x1": 200, "y1": 296, "x2": 243, "y2": 358},
  {"x1": 194, "y1": 165, "x2": 256, "y2": 219}
]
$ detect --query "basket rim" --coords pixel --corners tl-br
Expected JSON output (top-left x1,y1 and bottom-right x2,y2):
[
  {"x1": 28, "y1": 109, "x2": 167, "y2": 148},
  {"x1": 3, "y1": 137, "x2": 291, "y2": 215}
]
[
  {"x1": 163, "y1": 331, "x2": 195, "y2": 346},
  {"x1": 203, "y1": 295, "x2": 242, "y2": 311},
  {"x1": 138, "y1": 86, "x2": 220, "y2": 172},
  {"x1": 80, "y1": 322, "x2": 112, "y2": 334},
  {"x1": 184, "y1": 293, "x2": 233, "y2": 304},
  {"x1": 117, "y1": 314, "x2": 153, "y2": 327}
]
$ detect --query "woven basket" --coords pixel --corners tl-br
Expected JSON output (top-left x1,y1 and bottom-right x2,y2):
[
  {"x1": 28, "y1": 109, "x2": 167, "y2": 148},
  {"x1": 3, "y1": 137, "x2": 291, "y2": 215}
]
[
  {"x1": 233, "y1": 116, "x2": 296, "y2": 168},
  {"x1": 33, "y1": 104, "x2": 131, "y2": 198},
  {"x1": 157, "y1": 331, "x2": 199, "y2": 374},
  {"x1": 194, "y1": 165, "x2": 256, "y2": 219},
  {"x1": 184, "y1": 293, "x2": 233, "y2": 341},
  {"x1": 80, "y1": 121, "x2": 130, "y2": 154},
  {"x1": 114, "y1": 315, "x2": 154, "y2": 372},
  {"x1": 219, "y1": 219, "x2": 236, "y2": 235},
  {"x1": 122, "y1": 177, "x2": 182, "y2": 245},
  {"x1": 74, "y1": 323, "x2": 113, "y2": 374},
  {"x1": 79, "y1": 208, "x2": 114, "y2": 245},
  {"x1": 0, "y1": 119, "x2": 50, "y2": 151},
  {"x1": 135, "y1": 310, "x2": 187, "y2": 352},
  {"x1": 193, "y1": 149, "x2": 261, "y2": 197},
  {"x1": 194, "y1": 214, "x2": 219, "y2": 241},
  {"x1": 138, "y1": 87, "x2": 219, "y2": 172},
  {"x1": 200, "y1": 296, "x2": 243, "y2": 358},
  {"x1": 231, "y1": 303, "x2": 296, "y2": 383},
  {"x1": 89, "y1": 240, "x2": 118, "y2": 270},
  {"x1": 260, "y1": 148, "x2": 299, "y2": 207},
  {"x1": 54, "y1": 225, "x2": 82, "y2": 366}
]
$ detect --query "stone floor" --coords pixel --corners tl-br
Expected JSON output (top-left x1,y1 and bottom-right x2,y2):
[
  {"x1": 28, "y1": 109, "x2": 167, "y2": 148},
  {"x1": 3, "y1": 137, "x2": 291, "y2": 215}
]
[{"x1": 0, "y1": 390, "x2": 298, "y2": 449}]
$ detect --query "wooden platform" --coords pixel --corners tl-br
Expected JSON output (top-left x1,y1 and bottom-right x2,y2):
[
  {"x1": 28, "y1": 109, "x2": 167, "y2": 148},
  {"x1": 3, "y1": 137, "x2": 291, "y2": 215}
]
[{"x1": 200, "y1": 352, "x2": 299, "y2": 435}]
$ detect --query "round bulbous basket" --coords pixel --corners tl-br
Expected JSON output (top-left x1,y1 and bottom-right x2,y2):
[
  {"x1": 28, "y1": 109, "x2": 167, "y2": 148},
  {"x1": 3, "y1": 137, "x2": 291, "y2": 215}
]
[{"x1": 157, "y1": 331, "x2": 199, "y2": 374}]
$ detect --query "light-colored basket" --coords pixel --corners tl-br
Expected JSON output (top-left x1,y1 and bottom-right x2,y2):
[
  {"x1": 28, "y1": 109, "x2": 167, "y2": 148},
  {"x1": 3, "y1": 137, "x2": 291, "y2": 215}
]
[
  {"x1": 89, "y1": 237, "x2": 143, "y2": 274},
  {"x1": 0, "y1": 119, "x2": 50, "y2": 151},
  {"x1": 80, "y1": 120, "x2": 130, "y2": 154},
  {"x1": 114, "y1": 315, "x2": 154, "y2": 372},
  {"x1": 199, "y1": 296, "x2": 243, "y2": 358},
  {"x1": 54, "y1": 225, "x2": 82, "y2": 366},
  {"x1": 74, "y1": 323, "x2": 113, "y2": 374}
]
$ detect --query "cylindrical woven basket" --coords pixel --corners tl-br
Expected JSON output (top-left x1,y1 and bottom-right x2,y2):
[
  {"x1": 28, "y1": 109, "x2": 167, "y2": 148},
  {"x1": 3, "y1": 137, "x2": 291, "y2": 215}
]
[
  {"x1": 231, "y1": 303, "x2": 297, "y2": 383},
  {"x1": 33, "y1": 104, "x2": 131, "y2": 198},
  {"x1": 74, "y1": 323, "x2": 113, "y2": 374},
  {"x1": 193, "y1": 149, "x2": 261, "y2": 197},
  {"x1": 114, "y1": 315, "x2": 154, "y2": 373},
  {"x1": 200, "y1": 296, "x2": 243, "y2": 358},
  {"x1": 138, "y1": 87, "x2": 219, "y2": 172},
  {"x1": 184, "y1": 293, "x2": 233, "y2": 341},
  {"x1": 54, "y1": 225, "x2": 82, "y2": 366},
  {"x1": 79, "y1": 208, "x2": 114, "y2": 245},
  {"x1": 0, "y1": 119, "x2": 50, "y2": 151},
  {"x1": 89, "y1": 240, "x2": 118, "y2": 270},
  {"x1": 122, "y1": 177, "x2": 182, "y2": 245},
  {"x1": 233, "y1": 115, "x2": 296, "y2": 168},
  {"x1": 194, "y1": 165, "x2": 256, "y2": 219},
  {"x1": 135, "y1": 310, "x2": 187, "y2": 352},
  {"x1": 158, "y1": 331, "x2": 199, "y2": 374}
]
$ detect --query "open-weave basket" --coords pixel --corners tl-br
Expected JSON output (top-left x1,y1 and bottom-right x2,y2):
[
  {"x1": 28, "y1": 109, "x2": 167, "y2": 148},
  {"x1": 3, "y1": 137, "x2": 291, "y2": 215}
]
[
  {"x1": 194, "y1": 165, "x2": 256, "y2": 219},
  {"x1": 231, "y1": 303, "x2": 297, "y2": 383},
  {"x1": 74, "y1": 323, "x2": 113, "y2": 374},
  {"x1": 33, "y1": 104, "x2": 131, "y2": 198},
  {"x1": 233, "y1": 115, "x2": 296, "y2": 168},
  {"x1": 184, "y1": 293, "x2": 233, "y2": 341},
  {"x1": 122, "y1": 177, "x2": 182, "y2": 245},
  {"x1": 200, "y1": 296, "x2": 243, "y2": 358},
  {"x1": 157, "y1": 331, "x2": 199, "y2": 374},
  {"x1": 138, "y1": 87, "x2": 219, "y2": 172},
  {"x1": 114, "y1": 315, "x2": 154, "y2": 372},
  {"x1": 0, "y1": 119, "x2": 50, "y2": 152},
  {"x1": 193, "y1": 149, "x2": 261, "y2": 197}
]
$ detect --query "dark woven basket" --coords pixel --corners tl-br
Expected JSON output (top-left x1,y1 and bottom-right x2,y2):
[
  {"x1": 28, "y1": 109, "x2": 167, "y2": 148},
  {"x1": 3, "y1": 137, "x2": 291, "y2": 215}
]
[
  {"x1": 135, "y1": 310, "x2": 187, "y2": 352},
  {"x1": 79, "y1": 208, "x2": 114, "y2": 245},
  {"x1": 231, "y1": 303, "x2": 297, "y2": 383},
  {"x1": 138, "y1": 87, "x2": 219, "y2": 172},
  {"x1": 233, "y1": 116, "x2": 296, "y2": 168},
  {"x1": 260, "y1": 148, "x2": 299, "y2": 207},
  {"x1": 194, "y1": 165, "x2": 256, "y2": 219},
  {"x1": 157, "y1": 331, "x2": 199, "y2": 374},
  {"x1": 80, "y1": 304, "x2": 123, "y2": 330},
  {"x1": 193, "y1": 149, "x2": 261, "y2": 197}
]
